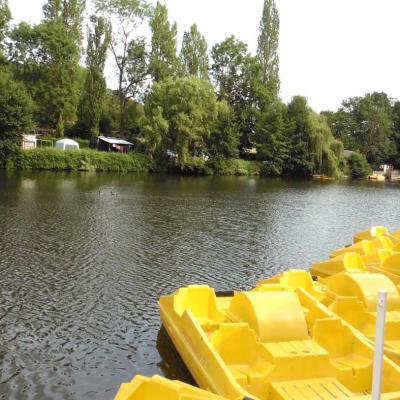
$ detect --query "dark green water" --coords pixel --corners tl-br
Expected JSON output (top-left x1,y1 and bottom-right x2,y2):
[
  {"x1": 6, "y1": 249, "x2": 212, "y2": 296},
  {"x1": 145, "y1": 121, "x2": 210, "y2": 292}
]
[{"x1": 0, "y1": 171, "x2": 399, "y2": 399}]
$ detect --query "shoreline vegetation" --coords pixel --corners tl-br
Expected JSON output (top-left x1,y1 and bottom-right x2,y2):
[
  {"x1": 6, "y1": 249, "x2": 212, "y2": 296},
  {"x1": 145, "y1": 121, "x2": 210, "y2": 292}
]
[
  {"x1": 0, "y1": 1, "x2": 396, "y2": 180},
  {"x1": 3, "y1": 147, "x2": 384, "y2": 180},
  {"x1": 6, "y1": 147, "x2": 264, "y2": 176}
]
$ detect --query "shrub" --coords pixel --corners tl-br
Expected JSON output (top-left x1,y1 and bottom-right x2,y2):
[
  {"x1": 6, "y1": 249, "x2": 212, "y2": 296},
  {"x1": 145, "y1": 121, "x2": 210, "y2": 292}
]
[
  {"x1": 206, "y1": 157, "x2": 260, "y2": 176},
  {"x1": 347, "y1": 151, "x2": 372, "y2": 179},
  {"x1": 14, "y1": 148, "x2": 155, "y2": 173},
  {"x1": 0, "y1": 141, "x2": 20, "y2": 169}
]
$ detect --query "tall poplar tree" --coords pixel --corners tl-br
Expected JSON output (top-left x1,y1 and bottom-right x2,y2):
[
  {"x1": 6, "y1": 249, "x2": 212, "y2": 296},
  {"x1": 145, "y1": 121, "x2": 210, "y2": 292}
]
[
  {"x1": 80, "y1": 15, "x2": 111, "y2": 136},
  {"x1": 257, "y1": 0, "x2": 280, "y2": 96},
  {"x1": 95, "y1": 0, "x2": 148, "y2": 133},
  {"x1": 0, "y1": 0, "x2": 10, "y2": 60},
  {"x1": 43, "y1": 0, "x2": 85, "y2": 48},
  {"x1": 149, "y1": 2, "x2": 178, "y2": 83},
  {"x1": 180, "y1": 24, "x2": 209, "y2": 80}
]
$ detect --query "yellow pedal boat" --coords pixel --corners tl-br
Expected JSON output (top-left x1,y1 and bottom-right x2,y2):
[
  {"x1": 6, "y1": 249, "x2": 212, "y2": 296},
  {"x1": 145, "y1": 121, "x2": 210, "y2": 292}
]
[
  {"x1": 261, "y1": 269, "x2": 400, "y2": 365},
  {"x1": 328, "y1": 227, "x2": 400, "y2": 267},
  {"x1": 311, "y1": 251, "x2": 400, "y2": 285},
  {"x1": 159, "y1": 283, "x2": 400, "y2": 400},
  {"x1": 330, "y1": 237, "x2": 396, "y2": 259},
  {"x1": 353, "y1": 226, "x2": 400, "y2": 244},
  {"x1": 114, "y1": 374, "x2": 400, "y2": 400},
  {"x1": 114, "y1": 375, "x2": 226, "y2": 400}
]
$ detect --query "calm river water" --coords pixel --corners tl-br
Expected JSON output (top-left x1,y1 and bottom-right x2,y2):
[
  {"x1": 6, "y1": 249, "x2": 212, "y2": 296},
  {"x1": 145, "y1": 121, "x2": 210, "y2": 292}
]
[{"x1": 0, "y1": 171, "x2": 399, "y2": 399}]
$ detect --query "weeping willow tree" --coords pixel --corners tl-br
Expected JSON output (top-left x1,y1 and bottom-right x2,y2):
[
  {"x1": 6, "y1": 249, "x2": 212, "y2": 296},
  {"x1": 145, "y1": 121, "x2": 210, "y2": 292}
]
[
  {"x1": 286, "y1": 96, "x2": 345, "y2": 178},
  {"x1": 309, "y1": 112, "x2": 345, "y2": 178}
]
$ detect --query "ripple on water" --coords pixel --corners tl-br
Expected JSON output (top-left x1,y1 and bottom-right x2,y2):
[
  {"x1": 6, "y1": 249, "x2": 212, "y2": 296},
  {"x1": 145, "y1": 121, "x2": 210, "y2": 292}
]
[{"x1": 0, "y1": 172, "x2": 399, "y2": 399}]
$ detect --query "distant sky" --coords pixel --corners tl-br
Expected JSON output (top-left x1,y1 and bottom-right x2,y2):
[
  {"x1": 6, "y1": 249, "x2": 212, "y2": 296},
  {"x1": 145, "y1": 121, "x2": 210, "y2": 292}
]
[{"x1": 8, "y1": 0, "x2": 400, "y2": 111}]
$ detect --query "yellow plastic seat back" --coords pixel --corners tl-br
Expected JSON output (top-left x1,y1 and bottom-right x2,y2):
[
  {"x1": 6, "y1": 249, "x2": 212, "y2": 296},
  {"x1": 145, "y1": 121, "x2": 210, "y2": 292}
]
[
  {"x1": 275, "y1": 270, "x2": 317, "y2": 292},
  {"x1": 312, "y1": 317, "x2": 354, "y2": 357},
  {"x1": 258, "y1": 270, "x2": 325, "y2": 301},
  {"x1": 331, "y1": 241, "x2": 374, "y2": 258},
  {"x1": 172, "y1": 285, "x2": 224, "y2": 322},
  {"x1": 331, "y1": 237, "x2": 393, "y2": 259},
  {"x1": 311, "y1": 252, "x2": 367, "y2": 278},
  {"x1": 210, "y1": 323, "x2": 262, "y2": 365},
  {"x1": 228, "y1": 290, "x2": 309, "y2": 342},
  {"x1": 328, "y1": 297, "x2": 368, "y2": 328},
  {"x1": 370, "y1": 236, "x2": 394, "y2": 251},
  {"x1": 362, "y1": 249, "x2": 393, "y2": 266},
  {"x1": 325, "y1": 273, "x2": 400, "y2": 312},
  {"x1": 342, "y1": 253, "x2": 368, "y2": 272},
  {"x1": 354, "y1": 226, "x2": 389, "y2": 243},
  {"x1": 381, "y1": 253, "x2": 400, "y2": 274}
]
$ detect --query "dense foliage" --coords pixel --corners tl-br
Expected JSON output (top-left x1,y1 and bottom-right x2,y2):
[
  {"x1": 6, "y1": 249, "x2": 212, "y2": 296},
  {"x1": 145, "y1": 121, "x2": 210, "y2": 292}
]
[
  {"x1": 180, "y1": 24, "x2": 209, "y2": 80},
  {"x1": 143, "y1": 76, "x2": 218, "y2": 166},
  {"x1": 323, "y1": 92, "x2": 400, "y2": 168},
  {"x1": 257, "y1": 0, "x2": 280, "y2": 96},
  {"x1": 347, "y1": 151, "x2": 372, "y2": 179},
  {"x1": 15, "y1": 147, "x2": 154, "y2": 172},
  {"x1": 1, "y1": 0, "x2": 395, "y2": 178},
  {"x1": 149, "y1": 2, "x2": 178, "y2": 83},
  {"x1": 79, "y1": 16, "x2": 111, "y2": 136},
  {"x1": 0, "y1": 68, "x2": 33, "y2": 166}
]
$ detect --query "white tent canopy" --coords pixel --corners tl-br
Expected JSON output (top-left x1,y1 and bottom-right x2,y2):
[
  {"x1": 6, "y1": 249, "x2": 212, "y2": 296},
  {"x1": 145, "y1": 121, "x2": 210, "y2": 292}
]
[{"x1": 55, "y1": 139, "x2": 80, "y2": 151}]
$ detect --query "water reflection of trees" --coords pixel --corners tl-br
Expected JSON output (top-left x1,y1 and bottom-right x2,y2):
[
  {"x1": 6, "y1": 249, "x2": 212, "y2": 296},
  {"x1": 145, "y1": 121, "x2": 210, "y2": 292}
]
[{"x1": 156, "y1": 326, "x2": 196, "y2": 385}]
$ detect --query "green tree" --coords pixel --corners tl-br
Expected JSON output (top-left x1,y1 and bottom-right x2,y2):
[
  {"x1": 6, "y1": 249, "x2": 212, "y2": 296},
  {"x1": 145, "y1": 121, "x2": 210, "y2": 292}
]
[
  {"x1": 0, "y1": 69, "x2": 33, "y2": 165},
  {"x1": 18, "y1": 0, "x2": 86, "y2": 136},
  {"x1": 180, "y1": 24, "x2": 209, "y2": 80},
  {"x1": 211, "y1": 36, "x2": 248, "y2": 105},
  {"x1": 339, "y1": 92, "x2": 395, "y2": 165},
  {"x1": 257, "y1": 0, "x2": 280, "y2": 95},
  {"x1": 347, "y1": 151, "x2": 371, "y2": 179},
  {"x1": 79, "y1": 15, "x2": 111, "y2": 136},
  {"x1": 285, "y1": 96, "x2": 344, "y2": 177},
  {"x1": 321, "y1": 109, "x2": 359, "y2": 150},
  {"x1": 144, "y1": 77, "x2": 218, "y2": 164},
  {"x1": 149, "y1": 1, "x2": 178, "y2": 82},
  {"x1": 207, "y1": 101, "x2": 240, "y2": 158},
  {"x1": 309, "y1": 113, "x2": 345, "y2": 178},
  {"x1": 392, "y1": 101, "x2": 400, "y2": 167},
  {"x1": 285, "y1": 96, "x2": 315, "y2": 176},
  {"x1": 122, "y1": 38, "x2": 148, "y2": 124},
  {"x1": 0, "y1": 0, "x2": 10, "y2": 59},
  {"x1": 9, "y1": 19, "x2": 84, "y2": 135},
  {"x1": 252, "y1": 93, "x2": 288, "y2": 175},
  {"x1": 43, "y1": 0, "x2": 85, "y2": 41},
  {"x1": 211, "y1": 36, "x2": 265, "y2": 149},
  {"x1": 95, "y1": 0, "x2": 148, "y2": 133}
]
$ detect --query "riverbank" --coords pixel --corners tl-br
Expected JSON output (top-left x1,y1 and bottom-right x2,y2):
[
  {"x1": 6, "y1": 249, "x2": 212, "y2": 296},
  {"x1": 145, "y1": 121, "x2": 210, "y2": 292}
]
[
  {"x1": 3, "y1": 148, "x2": 262, "y2": 176},
  {"x1": 8, "y1": 148, "x2": 155, "y2": 173}
]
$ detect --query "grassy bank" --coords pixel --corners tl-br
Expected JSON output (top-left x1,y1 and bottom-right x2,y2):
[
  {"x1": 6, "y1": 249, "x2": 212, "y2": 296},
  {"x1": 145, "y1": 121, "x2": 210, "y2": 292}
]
[
  {"x1": 164, "y1": 156, "x2": 261, "y2": 176},
  {"x1": 205, "y1": 157, "x2": 260, "y2": 176},
  {"x1": 3, "y1": 148, "x2": 265, "y2": 176},
  {"x1": 13, "y1": 148, "x2": 155, "y2": 173}
]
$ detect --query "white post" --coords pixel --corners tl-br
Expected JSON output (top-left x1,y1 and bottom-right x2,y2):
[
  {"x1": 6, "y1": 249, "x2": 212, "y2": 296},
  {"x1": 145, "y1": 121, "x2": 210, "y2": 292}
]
[{"x1": 371, "y1": 290, "x2": 387, "y2": 400}]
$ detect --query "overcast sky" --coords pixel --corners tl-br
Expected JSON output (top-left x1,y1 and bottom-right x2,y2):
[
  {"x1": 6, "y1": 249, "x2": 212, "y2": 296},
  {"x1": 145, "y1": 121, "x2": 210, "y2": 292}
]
[{"x1": 8, "y1": 0, "x2": 400, "y2": 111}]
